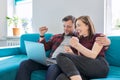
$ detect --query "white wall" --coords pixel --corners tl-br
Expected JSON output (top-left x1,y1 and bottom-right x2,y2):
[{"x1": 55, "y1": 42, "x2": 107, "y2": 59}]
[
  {"x1": 33, "y1": 0, "x2": 104, "y2": 34},
  {"x1": 0, "y1": 0, "x2": 105, "y2": 37},
  {"x1": 0, "y1": 0, "x2": 7, "y2": 38}
]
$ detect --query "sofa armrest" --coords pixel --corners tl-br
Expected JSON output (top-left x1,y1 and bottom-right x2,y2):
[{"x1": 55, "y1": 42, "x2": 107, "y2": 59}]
[{"x1": 0, "y1": 46, "x2": 21, "y2": 57}]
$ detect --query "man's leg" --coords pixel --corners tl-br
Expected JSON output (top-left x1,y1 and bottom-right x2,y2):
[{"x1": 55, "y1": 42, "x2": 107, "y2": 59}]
[
  {"x1": 46, "y1": 64, "x2": 61, "y2": 80},
  {"x1": 16, "y1": 59, "x2": 48, "y2": 80}
]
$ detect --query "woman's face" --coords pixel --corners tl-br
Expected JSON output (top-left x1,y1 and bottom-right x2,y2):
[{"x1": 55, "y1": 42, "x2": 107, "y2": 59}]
[{"x1": 76, "y1": 19, "x2": 89, "y2": 37}]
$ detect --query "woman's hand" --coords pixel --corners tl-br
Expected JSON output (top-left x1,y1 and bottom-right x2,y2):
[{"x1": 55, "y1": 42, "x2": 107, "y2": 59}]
[
  {"x1": 69, "y1": 37, "x2": 79, "y2": 49},
  {"x1": 64, "y1": 45, "x2": 74, "y2": 54}
]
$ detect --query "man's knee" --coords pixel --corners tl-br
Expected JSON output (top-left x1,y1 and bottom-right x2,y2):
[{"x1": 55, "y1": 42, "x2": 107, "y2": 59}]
[
  {"x1": 19, "y1": 60, "x2": 31, "y2": 69},
  {"x1": 46, "y1": 64, "x2": 61, "y2": 80},
  {"x1": 48, "y1": 64, "x2": 61, "y2": 73}
]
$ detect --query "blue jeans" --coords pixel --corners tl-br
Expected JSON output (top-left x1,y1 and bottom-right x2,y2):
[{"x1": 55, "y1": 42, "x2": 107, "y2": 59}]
[{"x1": 46, "y1": 64, "x2": 61, "y2": 80}]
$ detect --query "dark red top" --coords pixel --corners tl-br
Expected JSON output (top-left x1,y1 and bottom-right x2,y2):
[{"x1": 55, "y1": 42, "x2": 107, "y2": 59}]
[
  {"x1": 39, "y1": 33, "x2": 107, "y2": 58},
  {"x1": 78, "y1": 33, "x2": 106, "y2": 57}
]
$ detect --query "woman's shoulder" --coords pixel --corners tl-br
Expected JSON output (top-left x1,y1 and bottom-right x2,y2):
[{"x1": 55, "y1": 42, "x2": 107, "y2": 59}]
[{"x1": 92, "y1": 33, "x2": 103, "y2": 41}]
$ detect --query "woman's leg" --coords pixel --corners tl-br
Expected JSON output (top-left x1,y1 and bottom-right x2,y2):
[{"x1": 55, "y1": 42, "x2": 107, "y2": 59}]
[
  {"x1": 16, "y1": 59, "x2": 48, "y2": 80},
  {"x1": 57, "y1": 53, "x2": 109, "y2": 80},
  {"x1": 56, "y1": 73, "x2": 70, "y2": 80},
  {"x1": 46, "y1": 64, "x2": 62, "y2": 80},
  {"x1": 56, "y1": 53, "x2": 82, "y2": 80}
]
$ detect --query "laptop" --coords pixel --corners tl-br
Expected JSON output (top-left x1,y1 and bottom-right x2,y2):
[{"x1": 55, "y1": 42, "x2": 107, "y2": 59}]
[{"x1": 24, "y1": 41, "x2": 56, "y2": 66}]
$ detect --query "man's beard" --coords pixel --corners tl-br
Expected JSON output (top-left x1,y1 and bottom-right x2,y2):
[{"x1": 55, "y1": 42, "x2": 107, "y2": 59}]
[{"x1": 64, "y1": 32, "x2": 73, "y2": 36}]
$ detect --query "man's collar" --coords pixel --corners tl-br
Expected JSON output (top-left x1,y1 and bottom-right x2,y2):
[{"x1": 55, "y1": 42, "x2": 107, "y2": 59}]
[{"x1": 62, "y1": 32, "x2": 76, "y2": 36}]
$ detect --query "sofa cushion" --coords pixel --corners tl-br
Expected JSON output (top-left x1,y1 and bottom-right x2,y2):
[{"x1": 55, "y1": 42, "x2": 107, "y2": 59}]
[
  {"x1": 91, "y1": 78, "x2": 120, "y2": 80},
  {"x1": 0, "y1": 46, "x2": 20, "y2": 57},
  {"x1": 0, "y1": 55, "x2": 28, "y2": 80},
  {"x1": 31, "y1": 70, "x2": 46, "y2": 80},
  {"x1": 107, "y1": 66, "x2": 120, "y2": 78},
  {"x1": 31, "y1": 66, "x2": 120, "y2": 80},
  {"x1": 105, "y1": 36, "x2": 120, "y2": 67},
  {"x1": 91, "y1": 66, "x2": 120, "y2": 80}
]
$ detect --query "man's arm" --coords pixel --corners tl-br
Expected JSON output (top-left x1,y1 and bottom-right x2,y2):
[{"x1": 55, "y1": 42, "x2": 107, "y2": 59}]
[
  {"x1": 38, "y1": 26, "x2": 53, "y2": 50},
  {"x1": 95, "y1": 34, "x2": 111, "y2": 48}
]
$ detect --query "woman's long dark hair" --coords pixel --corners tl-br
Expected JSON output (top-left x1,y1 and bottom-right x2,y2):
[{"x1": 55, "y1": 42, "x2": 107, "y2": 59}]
[{"x1": 75, "y1": 16, "x2": 95, "y2": 39}]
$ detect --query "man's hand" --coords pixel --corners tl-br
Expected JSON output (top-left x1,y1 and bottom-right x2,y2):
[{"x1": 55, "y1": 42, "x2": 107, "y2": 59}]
[
  {"x1": 95, "y1": 34, "x2": 111, "y2": 46},
  {"x1": 39, "y1": 26, "x2": 48, "y2": 36}
]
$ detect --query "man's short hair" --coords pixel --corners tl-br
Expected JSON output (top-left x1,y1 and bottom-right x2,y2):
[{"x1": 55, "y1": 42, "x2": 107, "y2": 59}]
[{"x1": 62, "y1": 15, "x2": 76, "y2": 23}]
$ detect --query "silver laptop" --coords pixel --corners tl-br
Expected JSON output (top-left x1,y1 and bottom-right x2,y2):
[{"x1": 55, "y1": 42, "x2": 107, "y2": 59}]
[{"x1": 24, "y1": 41, "x2": 56, "y2": 66}]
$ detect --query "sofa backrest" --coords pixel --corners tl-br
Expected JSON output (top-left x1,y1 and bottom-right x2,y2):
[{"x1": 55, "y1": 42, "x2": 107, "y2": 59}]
[
  {"x1": 20, "y1": 33, "x2": 53, "y2": 57},
  {"x1": 105, "y1": 36, "x2": 120, "y2": 67},
  {"x1": 20, "y1": 34, "x2": 120, "y2": 66}
]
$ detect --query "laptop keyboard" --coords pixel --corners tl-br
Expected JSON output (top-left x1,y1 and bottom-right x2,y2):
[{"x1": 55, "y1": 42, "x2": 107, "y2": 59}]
[{"x1": 46, "y1": 58, "x2": 57, "y2": 64}]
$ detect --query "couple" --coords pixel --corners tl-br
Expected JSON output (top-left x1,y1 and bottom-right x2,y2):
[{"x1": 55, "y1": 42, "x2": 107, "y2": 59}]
[{"x1": 16, "y1": 15, "x2": 110, "y2": 80}]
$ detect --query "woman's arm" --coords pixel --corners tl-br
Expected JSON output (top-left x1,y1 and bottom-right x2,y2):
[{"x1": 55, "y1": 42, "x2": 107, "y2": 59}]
[{"x1": 70, "y1": 37, "x2": 103, "y2": 59}]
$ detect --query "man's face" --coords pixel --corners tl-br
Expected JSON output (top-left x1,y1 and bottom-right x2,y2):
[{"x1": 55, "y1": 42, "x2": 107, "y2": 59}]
[{"x1": 63, "y1": 20, "x2": 75, "y2": 35}]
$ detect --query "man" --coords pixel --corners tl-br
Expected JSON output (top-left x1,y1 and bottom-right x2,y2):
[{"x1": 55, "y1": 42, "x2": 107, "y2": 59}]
[{"x1": 16, "y1": 15, "x2": 110, "y2": 80}]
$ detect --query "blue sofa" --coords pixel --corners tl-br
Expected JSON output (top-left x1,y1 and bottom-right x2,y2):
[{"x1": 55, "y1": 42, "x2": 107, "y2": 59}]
[{"x1": 0, "y1": 33, "x2": 120, "y2": 80}]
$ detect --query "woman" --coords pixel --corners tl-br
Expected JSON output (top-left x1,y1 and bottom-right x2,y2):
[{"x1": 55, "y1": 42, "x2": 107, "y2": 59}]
[{"x1": 46, "y1": 16, "x2": 109, "y2": 80}]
